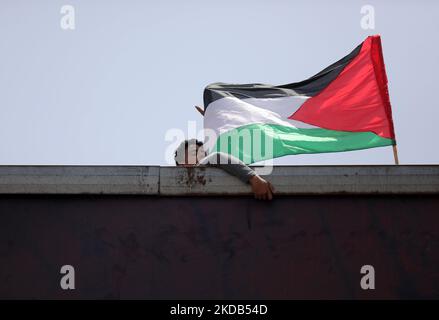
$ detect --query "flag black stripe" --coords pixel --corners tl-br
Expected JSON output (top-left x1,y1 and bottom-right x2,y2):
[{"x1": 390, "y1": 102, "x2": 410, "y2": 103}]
[{"x1": 203, "y1": 42, "x2": 362, "y2": 109}]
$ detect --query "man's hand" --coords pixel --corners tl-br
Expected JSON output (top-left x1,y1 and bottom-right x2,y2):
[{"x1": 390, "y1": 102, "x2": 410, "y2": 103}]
[{"x1": 249, "y1": 175, "x2": 275, "y2": 200}]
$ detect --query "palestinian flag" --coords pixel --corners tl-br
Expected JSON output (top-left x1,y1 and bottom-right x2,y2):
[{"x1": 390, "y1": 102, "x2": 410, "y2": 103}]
[{"x1": 203, "y1": 35, "x2": 396, "y2": 164}]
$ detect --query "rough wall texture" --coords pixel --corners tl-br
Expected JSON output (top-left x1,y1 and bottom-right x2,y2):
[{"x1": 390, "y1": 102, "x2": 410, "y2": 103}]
[{"x1": 0, "y1": 194, "x2": 438, "y2": 299}]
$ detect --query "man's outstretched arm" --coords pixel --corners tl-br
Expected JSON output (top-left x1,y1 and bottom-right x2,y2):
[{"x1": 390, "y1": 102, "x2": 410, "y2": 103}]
[{"x1": 198, "y1": 152, "x2": 275, "y2": 200}]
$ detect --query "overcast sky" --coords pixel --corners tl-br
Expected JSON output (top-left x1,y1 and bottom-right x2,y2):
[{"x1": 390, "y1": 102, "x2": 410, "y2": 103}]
[{"x1": 1, "y1": 0, "x2": 437, "y2": 165}]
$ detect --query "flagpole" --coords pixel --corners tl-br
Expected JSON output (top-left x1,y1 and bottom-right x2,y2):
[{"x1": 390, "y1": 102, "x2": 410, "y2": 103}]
[{"x1": 392, "y1": 144, "x2": 399, "y2": 165}]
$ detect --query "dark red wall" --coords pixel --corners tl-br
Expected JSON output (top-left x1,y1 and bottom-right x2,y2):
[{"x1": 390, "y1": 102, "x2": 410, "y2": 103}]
[{"x1": 0, "y1": 194, "x2": 438, "y2": 299}]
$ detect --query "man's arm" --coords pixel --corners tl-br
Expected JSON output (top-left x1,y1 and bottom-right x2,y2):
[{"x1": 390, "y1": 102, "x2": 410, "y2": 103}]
[
  {"x1": 198, "y1": 152, "x2": 275, "y2": 200},
  {"x1": 199, "y1": 152, "x2": 255, "y2": 183}
]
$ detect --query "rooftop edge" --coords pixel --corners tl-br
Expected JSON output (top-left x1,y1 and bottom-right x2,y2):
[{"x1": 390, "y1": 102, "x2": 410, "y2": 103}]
[{"x1": 0, "y1": 165, "x2": 438, "y2": 195}]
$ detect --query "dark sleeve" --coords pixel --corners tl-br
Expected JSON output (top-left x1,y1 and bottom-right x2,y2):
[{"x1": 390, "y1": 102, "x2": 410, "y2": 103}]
[{"x1": 198, "y1": 152, "x2": 256, "y2": 184}]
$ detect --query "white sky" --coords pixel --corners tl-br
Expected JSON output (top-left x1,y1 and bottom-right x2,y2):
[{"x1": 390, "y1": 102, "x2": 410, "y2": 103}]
[{"x1": 0, "y1": 0, "x2": 437, "y2": 165}]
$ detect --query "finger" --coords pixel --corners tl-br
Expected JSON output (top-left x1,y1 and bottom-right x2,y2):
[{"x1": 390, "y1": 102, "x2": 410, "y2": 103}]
[
  {"x1": 267, "y1": 185, "x2": 273, "y2": 200},
  {"x1": 267, "y1": 189, "x2": 273, "y2": 200},
  {"x1": 269, "y1": 182, "x2": 275, "y2": 193},
  {"x1": 268, "y1": 182, "x2": 274, "y2": 192}
]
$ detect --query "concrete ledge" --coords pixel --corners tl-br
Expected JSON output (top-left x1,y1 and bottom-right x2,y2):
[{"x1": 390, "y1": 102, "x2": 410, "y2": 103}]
[
  {"x1": 161, "y1": 165, "x2": 439, "y2": 195},
  {"x1": 0, "y1": 166, "x2": 159, "y2": 194},
  {"x1": 0, "y1": 165, "x2": 438, "y2": 195}
]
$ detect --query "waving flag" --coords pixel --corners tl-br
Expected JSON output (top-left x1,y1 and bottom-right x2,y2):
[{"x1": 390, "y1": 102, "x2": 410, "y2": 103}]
[{"x1": 203, "y1": 35, "x2": 396, "y2": 164}]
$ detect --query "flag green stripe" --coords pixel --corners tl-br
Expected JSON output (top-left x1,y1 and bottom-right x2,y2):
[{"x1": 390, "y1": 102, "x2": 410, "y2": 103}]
[{"x1": 213, "y1": 123, "x2": 395, "y2": 164}]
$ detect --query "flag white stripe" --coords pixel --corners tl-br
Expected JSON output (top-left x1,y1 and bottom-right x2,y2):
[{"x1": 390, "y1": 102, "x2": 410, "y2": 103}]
[
  {"x1": 205, "y1": 96, "x2": 316, "y2": 131},
  {"x1": 203, "y1": 96, "x2": 318, "y2": 151}
]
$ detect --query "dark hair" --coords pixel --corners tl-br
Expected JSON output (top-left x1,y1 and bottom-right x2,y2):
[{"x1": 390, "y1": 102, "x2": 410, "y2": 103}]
[{"x1": 174, "y1": 139, "x2": 204, "y2": 165}]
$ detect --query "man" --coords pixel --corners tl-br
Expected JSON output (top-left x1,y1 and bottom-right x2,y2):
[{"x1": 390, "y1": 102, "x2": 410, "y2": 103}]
[{"x1": 174, "y1": 139, "x2": 275, "y2": 200}]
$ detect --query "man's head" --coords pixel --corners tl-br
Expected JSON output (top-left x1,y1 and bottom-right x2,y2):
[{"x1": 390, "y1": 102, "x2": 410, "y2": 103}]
[{"x1": 174, "y1": 139, "x2": 206, "y2": 166}]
